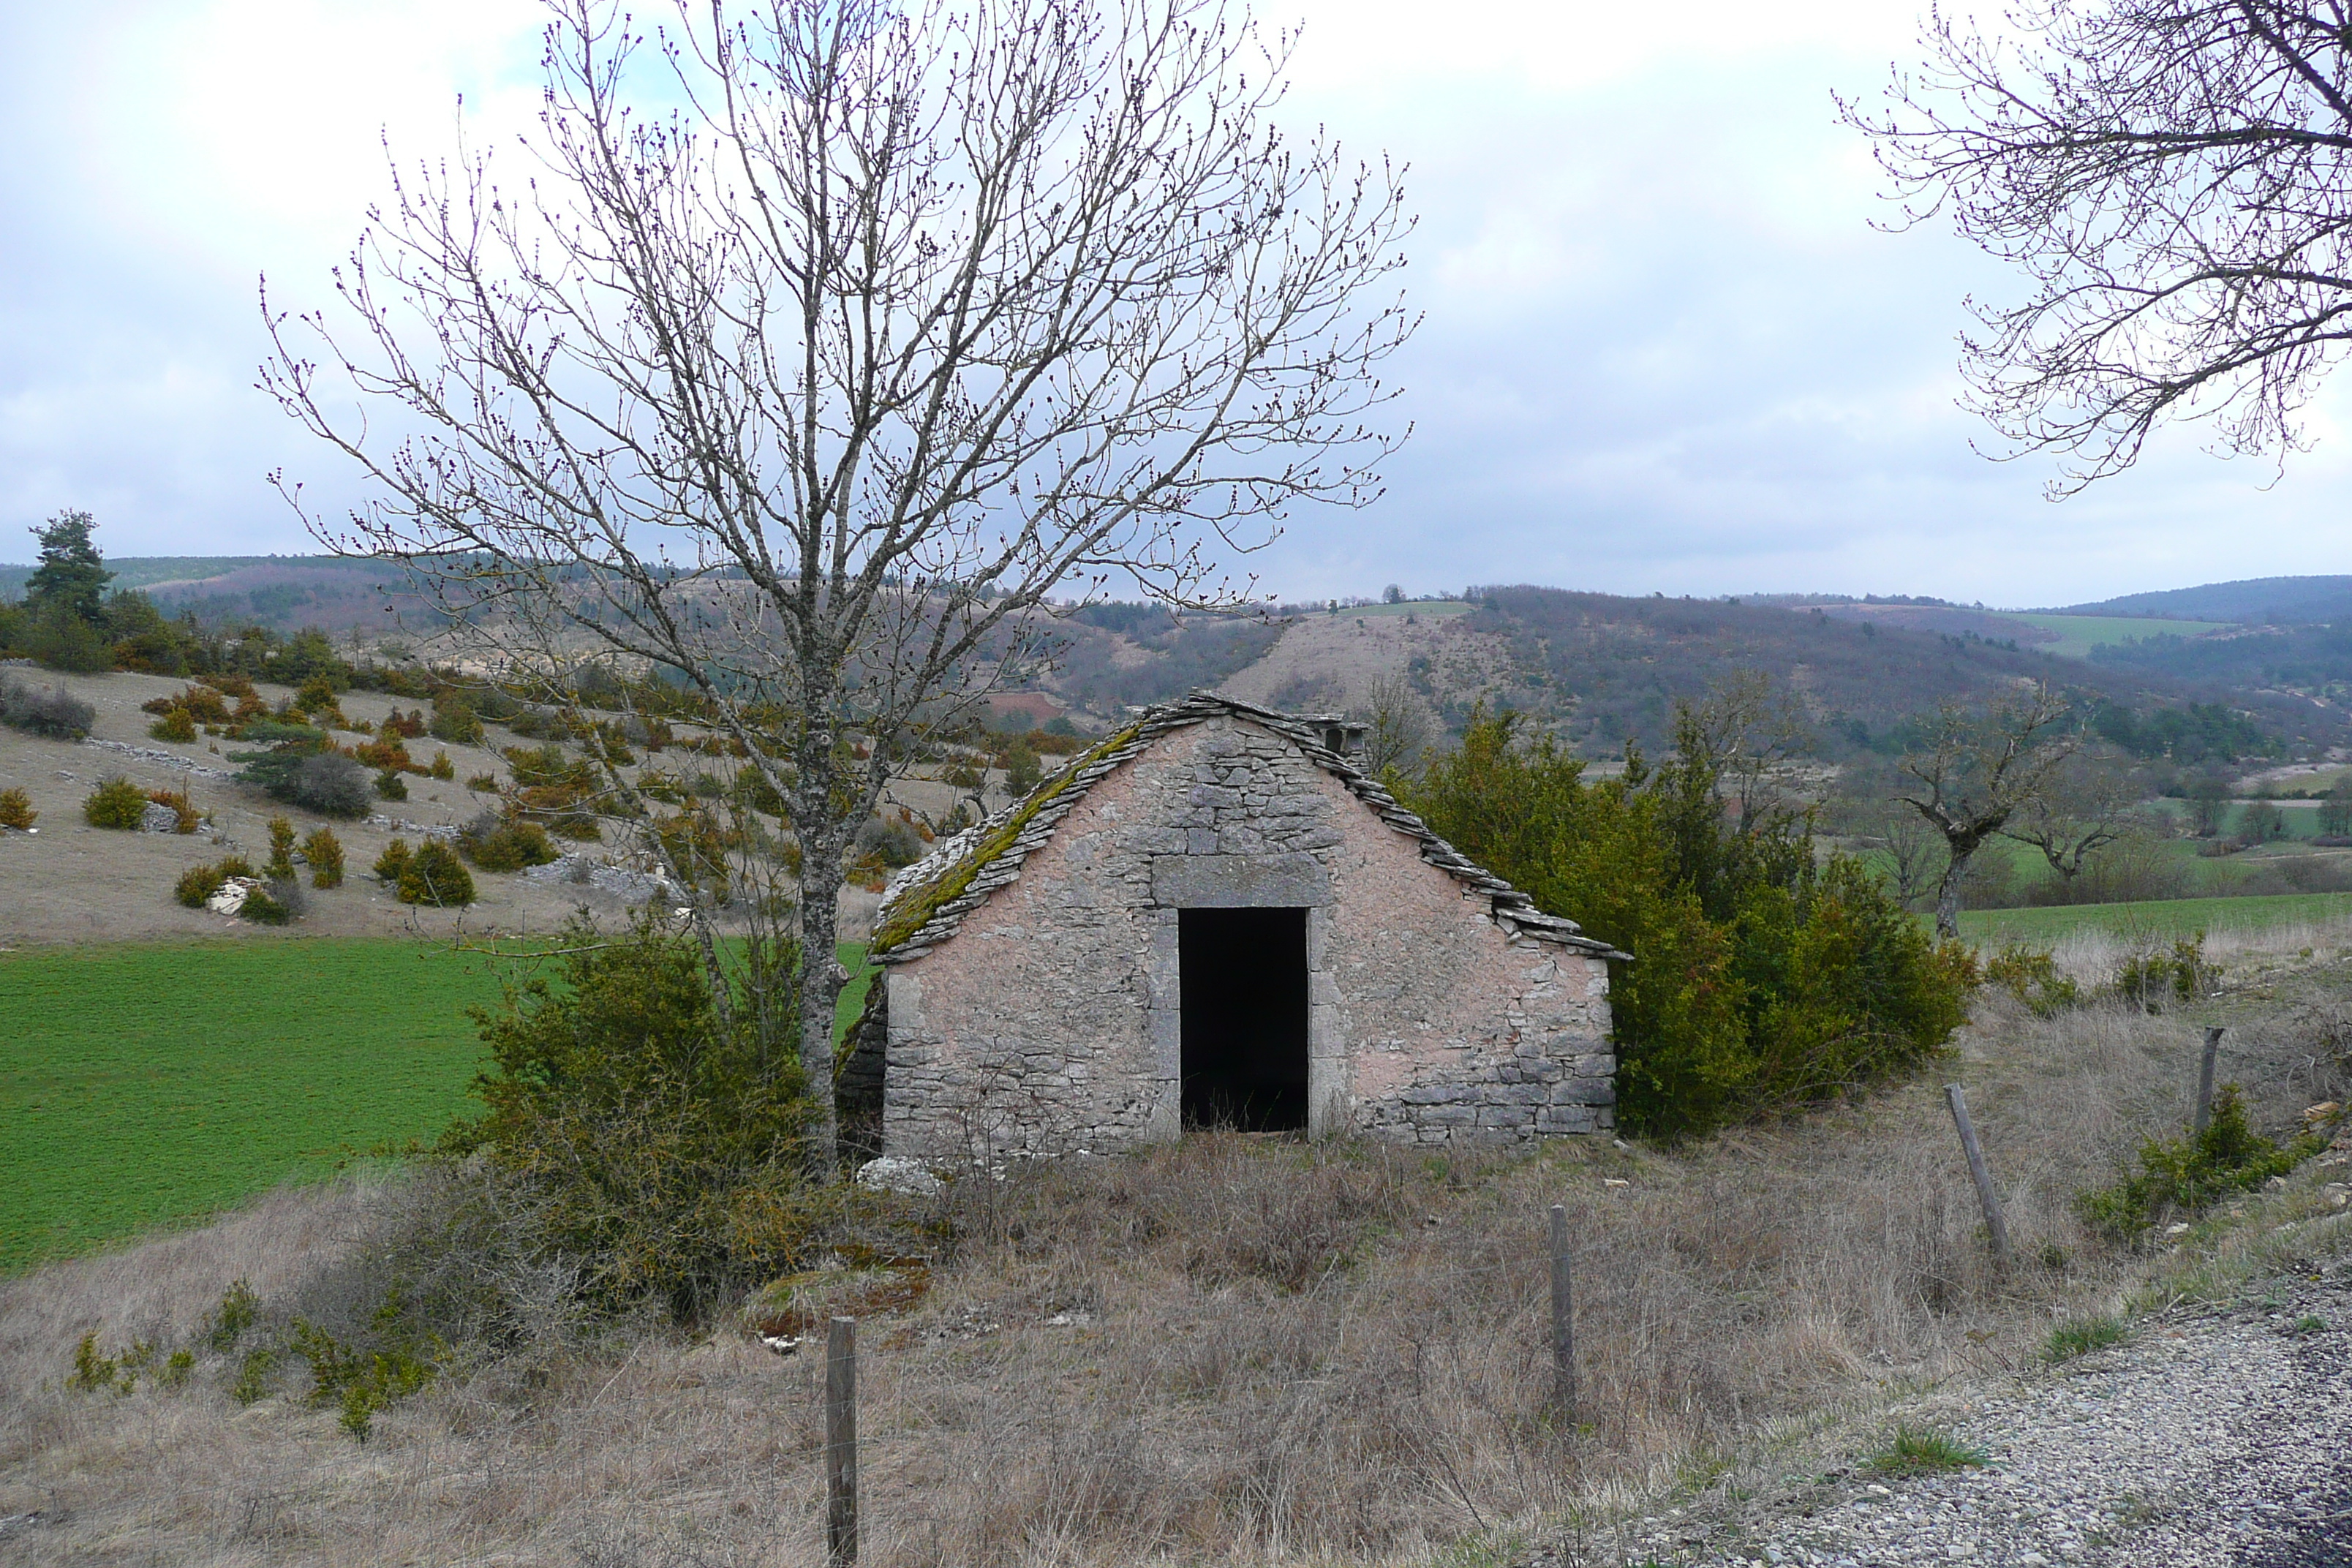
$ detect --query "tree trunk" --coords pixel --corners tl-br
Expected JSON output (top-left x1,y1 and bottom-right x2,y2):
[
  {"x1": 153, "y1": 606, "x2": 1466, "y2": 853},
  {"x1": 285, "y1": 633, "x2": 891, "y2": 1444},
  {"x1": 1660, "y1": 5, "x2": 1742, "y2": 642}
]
[
  {"x1": 798, "y1": 829, "x2": 845, "y2": 1179},
  {"x1": 1932, "y1": 844, "x2": 1974, "y2": 941}
]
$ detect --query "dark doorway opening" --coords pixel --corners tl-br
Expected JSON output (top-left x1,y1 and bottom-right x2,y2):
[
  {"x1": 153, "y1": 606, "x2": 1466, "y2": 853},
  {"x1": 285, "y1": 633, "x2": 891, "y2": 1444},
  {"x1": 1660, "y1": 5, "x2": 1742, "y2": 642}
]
[{"x1": 1180, "y1": 907, "x2": 1309, "y2": 1131}]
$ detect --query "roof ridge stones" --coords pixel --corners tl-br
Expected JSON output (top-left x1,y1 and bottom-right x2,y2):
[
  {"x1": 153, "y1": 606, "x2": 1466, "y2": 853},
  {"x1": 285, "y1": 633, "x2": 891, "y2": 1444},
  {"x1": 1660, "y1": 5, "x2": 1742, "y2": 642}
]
[{"x1": 869, "y1": 690, "x2": 1627, "y2": 962}]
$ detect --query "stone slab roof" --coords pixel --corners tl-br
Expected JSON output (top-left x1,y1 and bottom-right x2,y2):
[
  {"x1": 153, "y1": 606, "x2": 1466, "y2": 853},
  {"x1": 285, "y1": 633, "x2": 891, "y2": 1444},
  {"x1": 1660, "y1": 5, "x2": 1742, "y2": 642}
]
[{"x1": 870, "y1": 690, "x2": 1629, "y2": 963}]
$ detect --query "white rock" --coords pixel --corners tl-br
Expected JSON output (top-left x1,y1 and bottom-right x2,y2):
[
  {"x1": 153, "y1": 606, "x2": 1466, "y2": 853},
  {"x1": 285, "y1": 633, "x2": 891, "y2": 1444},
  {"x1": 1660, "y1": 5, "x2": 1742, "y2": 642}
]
[
  {"x1": 854, "y1": 1155, "x2": 946, "y2": 1197},
  {"x1": 205, "y1": 879, "x2": 255, "y2": 916}
]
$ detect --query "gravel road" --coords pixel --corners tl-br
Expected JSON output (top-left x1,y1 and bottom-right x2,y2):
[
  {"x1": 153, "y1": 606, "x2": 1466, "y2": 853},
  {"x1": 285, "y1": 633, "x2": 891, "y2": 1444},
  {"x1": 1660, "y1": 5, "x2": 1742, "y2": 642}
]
[{"x1": 1655, "y1": 1262, "x2": 2352, "y2": 1568}]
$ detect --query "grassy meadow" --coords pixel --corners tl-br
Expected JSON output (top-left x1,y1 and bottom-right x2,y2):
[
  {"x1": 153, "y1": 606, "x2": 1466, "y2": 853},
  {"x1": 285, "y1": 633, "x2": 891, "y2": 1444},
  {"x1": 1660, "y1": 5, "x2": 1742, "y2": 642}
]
[
  {"x1": 1991, "y1": 610, "x2": 2234, "y2": 659},
  {"x1": 1954, "y1": 890, "x2": 2352, "y2": 945},
  {"x1": 1, "y1": 937, "x2": 876, "y2": 1274}
]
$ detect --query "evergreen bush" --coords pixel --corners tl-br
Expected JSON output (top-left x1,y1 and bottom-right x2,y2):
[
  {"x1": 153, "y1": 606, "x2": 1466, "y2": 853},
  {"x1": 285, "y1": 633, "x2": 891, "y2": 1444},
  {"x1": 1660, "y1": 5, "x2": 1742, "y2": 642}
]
[
  {"x1": 428, "y1": 694, "x2": 484, "y2": 744},
  {"x1": 397, "y1": 840, "x2": 474, "y2": 906},
  {"x1": 83, "y1": 775, "x2": 150, "y2": 829},
  {"x1": 302, "y1": 828, "x2": 346, "y2": 889},
  {"x1": 1403, "y1": 699, "x2": 1970, "y2": 1137},
  {"x1": 444, "y1": 916, "x2": 817, "y2": 1316},
  {"x1": 0, "y1": 788, "x2": 34, "y2": 831},
  {"x1": 2078, "y1": 1088, "x2": 2326, "y2": 1237},
  {"x1": 374, "y1": 838, "x2": 412, "y2": 882},
  {"x1": 265, "y1": 816, "x2": 298, "y2": 881},
  {"x1": 458, "y1": 813, "x2": 559, "y2": 872},
  {"x1": 148, "y1": 706, "x2": 197, "y2": 743},
  {"x1": 375, "y1": 769, "x2": 409, "y2": 802}
]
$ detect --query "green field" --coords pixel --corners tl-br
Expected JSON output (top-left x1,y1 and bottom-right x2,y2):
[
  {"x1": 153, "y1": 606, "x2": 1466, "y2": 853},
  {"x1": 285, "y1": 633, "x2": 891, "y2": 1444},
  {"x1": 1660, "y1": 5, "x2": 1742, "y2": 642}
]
[
  {"x1": 1, "y1": 938, "x2": 877, "y2": 1274},
  {"x1": 1956, "y1": 891, "x2": 2352, "y2": 945},
  {"x1": 1326, "y1": 598, "x2": 1472, "y2": 619},
  {"x1": 1989, "y1": 611, "x2": 2234, "y2": 660}
]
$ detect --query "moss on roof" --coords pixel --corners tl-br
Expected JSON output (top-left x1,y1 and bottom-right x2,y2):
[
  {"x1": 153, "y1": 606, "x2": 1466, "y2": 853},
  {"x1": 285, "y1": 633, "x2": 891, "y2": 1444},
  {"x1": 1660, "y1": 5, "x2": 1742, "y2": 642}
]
[{"x1": 868, "y1": 720, "x2": 1145, "y2": 957}]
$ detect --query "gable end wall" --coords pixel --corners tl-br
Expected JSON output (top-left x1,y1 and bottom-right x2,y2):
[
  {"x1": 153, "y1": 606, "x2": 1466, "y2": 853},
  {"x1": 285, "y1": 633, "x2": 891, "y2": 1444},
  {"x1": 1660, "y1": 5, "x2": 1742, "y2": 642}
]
[{"x1": 879, "y1": 715, "x2": 1613, "y2": 1155}]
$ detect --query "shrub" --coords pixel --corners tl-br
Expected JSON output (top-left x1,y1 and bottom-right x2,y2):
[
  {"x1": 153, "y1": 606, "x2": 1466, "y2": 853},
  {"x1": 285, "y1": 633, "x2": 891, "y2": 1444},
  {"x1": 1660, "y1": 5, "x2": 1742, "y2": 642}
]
[
  {"x1": 146, "y1": 786, "x2": 199, "y2": 833},
  {"x1": 429, "y1": 695, "x2": 484, "y2": 745},
  {"x1": 355, "y1": 736, "x2": 413, "y2": 772},
  {"x1": 382, "y1": 706, "x2": 427, "y2": 739},
  {"x1": 265, "y1": 816, "x2": 298, "y2": 880},
  {"x1": 466, "y1": 772, "x2": 499, "y2": 792},
  {"x1": 289, "y1": 1297, "x2": 441, "y2": 1442},
  {"x1": 231, "y1": 725, "x2": 371, "y2": 818},
  {"x1": 397, "y1": 840, "x2": 474, "y2": 906},
  {"x1": 374, "y1": 838, "x2": 412, "y2": 883},
  {"x1": 175, "y1": 862, "x2": 230, "y2": 908},
  {"x1": 83, "y1": 775, "x2": 150, "y2": 829},
  {"x1": 293, "y1": 753, "x2": 372, "y2": 818},
  {"x1": 302, "y1": 828, "x2": 346, "y2": 889},
  {"x1": 2114, "y1": 932, "x2": 2219, "y2": 1010},
  {"x1": 145, "y1": 685, "x2": 230, "y2": 725},
  {"x1": 375, "y1": 769, "x2": 409, "y2": 802},
  {"x1": 459, "y1": 813, "x2": 559, "y2": 872},
  {"x1": 429, "y1": 750, "x2": 455, "y2": 780},
  {"x1": 856, "y1": 814, "x2": 925, "y2": 868},
  {"x1": 0, "y1": 677, "x2": 96, "y2": 739},
  {"x1": 26, "y1": 610, "x2": 113, "y2": 673},
  {"x1": 240, "y1": 881, "x2": 296, "y2": 924},
  {"x1": 148, "y1": 707, "x2": 197, "y2": 743},
  {"x1": 1403, "y1": 700, "x2": 1971, "y2": 1137},
  {"x1": 448, "y1": 917, "x2": 815, "y2": 1316},
  {"x1": 1983, "y1": 943, "x2": 2081, "y2": 1016},
  {"x1": 2077, "y1": 1086, "x2": 2327, "y2": 1237},
  {"x1": 0, "y1": 788, "x2": 35, "y2": 831}
]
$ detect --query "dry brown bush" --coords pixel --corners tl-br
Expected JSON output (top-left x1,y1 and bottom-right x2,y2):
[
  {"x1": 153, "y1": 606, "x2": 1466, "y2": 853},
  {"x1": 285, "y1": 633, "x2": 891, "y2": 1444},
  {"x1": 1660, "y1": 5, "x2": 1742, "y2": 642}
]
[{"x1": 1, "y1": 989, "x2": 2337, "y2": 1567}]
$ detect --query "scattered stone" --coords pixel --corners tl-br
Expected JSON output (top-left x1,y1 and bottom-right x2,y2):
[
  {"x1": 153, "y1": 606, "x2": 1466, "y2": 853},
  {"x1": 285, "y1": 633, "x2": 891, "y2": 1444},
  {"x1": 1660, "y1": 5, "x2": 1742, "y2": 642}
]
[
  {"x1": 139, "y1": 801, "x2": 181, "y2": 833},
  {"x1": 205, "y1": 878, "x2": 259, "y2": 916},
  {"x1": 854, "y1": 1155, "x2": 946, "y2": 1198}
]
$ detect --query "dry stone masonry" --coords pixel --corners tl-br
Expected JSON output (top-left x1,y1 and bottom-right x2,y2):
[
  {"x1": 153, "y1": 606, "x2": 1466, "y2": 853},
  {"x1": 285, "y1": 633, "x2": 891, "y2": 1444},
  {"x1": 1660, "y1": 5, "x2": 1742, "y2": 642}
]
[{"x1": 851, "y1": 693, "x2": 1622, "y2": 1158}]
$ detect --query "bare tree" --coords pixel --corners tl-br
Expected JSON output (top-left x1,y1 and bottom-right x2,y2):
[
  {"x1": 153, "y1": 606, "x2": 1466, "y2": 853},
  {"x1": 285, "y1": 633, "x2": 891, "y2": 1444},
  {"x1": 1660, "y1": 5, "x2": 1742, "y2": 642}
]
[
  {"x1": 1896, "y1": 683, "x2": 2078, "y2": 938},
  {"x1": 2003, "y1": 747, "x2": 2143, "y2": 885},
  {"x1": 1350, "y1": 673, "x2": 1431, "y2": 780},
  {"x1": 260, "y1": 0, "x2": 1412, "y2": 1168},
  {"x1": 1845, "y1": 2, "x2": 2352, "y2": 491}
]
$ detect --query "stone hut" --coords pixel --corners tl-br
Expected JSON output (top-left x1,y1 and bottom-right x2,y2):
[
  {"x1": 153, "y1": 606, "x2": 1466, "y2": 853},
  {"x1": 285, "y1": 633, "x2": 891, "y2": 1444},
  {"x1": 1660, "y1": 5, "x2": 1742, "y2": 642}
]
[{"x1": 843, "y1": 693, "x2": 1624, "y2": 1158}]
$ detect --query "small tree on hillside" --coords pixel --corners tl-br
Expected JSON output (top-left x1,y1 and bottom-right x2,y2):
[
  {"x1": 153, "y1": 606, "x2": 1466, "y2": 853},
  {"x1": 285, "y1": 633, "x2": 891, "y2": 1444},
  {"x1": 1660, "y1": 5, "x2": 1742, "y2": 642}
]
[
  {"x1": 2321, "y1": 780, "x2": 2352, "y2": 838},
  {"x1": 2004, "y1": 748, "x2": 2141, "y2": 889},
  {"x1": 24, "y1": 510, "x2": 112, "y2": 625},
  {"x1": 1352, "y1": 673, "x2": 1432, "y2": 780},
  {"x1": 263, "y1": 0, "x2": 1414, "y2": 1169},
  {"x1": 1896, "y1": 683, "x2": 2077, "y2": 938}
]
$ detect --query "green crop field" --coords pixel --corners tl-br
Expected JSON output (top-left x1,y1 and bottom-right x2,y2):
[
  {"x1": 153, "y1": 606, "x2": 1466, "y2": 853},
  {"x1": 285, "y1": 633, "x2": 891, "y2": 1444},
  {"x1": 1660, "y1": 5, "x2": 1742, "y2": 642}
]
[
  {"x1": 1988, "y1": 611, "x2": 2234, "y2": 660},
  {"x1": 1, "y1": 937, "x2": 875, "y2": 1274},
  {"x1": 1956, "y1": 891, "x2": 2352, "y2": 945},
  {"x1": 1324, "y1": 598, "x2": 1471, "y2": 619}
]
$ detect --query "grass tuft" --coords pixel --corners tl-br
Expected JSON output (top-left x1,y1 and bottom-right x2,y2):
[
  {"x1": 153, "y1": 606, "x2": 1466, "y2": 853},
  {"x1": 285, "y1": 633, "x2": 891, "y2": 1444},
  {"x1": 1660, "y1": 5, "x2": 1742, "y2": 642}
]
[
  {"x1": 1867, "y1": 1425, "x2": 1989, "y2": 1476},
  {"x1": 2044, "y1": 1313, "x2": 2131, "y2": 1361}
]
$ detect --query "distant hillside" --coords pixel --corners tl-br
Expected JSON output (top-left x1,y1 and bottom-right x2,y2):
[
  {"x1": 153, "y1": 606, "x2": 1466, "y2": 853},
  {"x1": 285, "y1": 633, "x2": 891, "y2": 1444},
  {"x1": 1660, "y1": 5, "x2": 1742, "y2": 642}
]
[
  {"x1": 2053, "y1": 576, "x2": 2352, "y2": 624},
  {"x1": 0, "y1": 554, "x2": 427, "y2": 635},
  {"x1": 1434, "y1": 586, "x2": 2341, "y2": 761}
]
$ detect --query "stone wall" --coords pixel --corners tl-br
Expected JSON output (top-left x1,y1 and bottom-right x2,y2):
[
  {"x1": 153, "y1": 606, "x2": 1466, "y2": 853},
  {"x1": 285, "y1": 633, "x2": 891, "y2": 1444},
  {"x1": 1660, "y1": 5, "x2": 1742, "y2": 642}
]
[{"x1": 878, "y1": 714, "x2": 1614, "y2": 1156}]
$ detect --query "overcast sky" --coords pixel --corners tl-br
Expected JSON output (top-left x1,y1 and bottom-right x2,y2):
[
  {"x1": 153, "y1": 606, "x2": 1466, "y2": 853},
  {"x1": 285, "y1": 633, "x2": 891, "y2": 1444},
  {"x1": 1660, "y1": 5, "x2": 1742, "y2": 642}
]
[{"x1": 2, "y1": 0, "x2": 2346, "y2": 606}]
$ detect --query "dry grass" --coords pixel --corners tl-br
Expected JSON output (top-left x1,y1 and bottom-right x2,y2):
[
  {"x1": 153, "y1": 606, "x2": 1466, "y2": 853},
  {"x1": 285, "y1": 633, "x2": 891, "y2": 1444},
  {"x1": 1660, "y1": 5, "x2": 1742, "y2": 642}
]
[{"x1": 4, "y1": 979, "x2": 2345, "y2": 1567}]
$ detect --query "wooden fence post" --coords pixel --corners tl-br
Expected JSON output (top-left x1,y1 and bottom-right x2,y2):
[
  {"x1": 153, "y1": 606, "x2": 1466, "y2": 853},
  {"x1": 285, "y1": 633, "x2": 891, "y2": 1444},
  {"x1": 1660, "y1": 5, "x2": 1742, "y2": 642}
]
[
  {"x1": 1548, "y1": 1203, "x2": 1576, "y2": 1428},
  {"x1": 826, "y1": 1316, "x2": 858, "y2": 1567},
  {"x1": 2195, "y1": 1026, "x2": 2225, "y2": 1134},
  {"x1": 1943, "y1": 1085, "x2": 2011, "y2": 1267}
]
